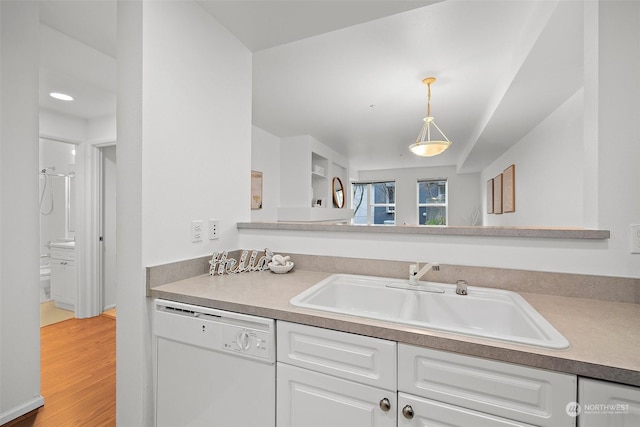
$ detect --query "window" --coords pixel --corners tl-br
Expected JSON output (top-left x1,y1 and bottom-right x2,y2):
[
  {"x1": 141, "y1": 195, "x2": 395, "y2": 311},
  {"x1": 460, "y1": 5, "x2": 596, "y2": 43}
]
[
  {"x1": 352, "y1": 181, "x2": 396, "y2": 225},
  {"x1": 418, "y1": 180, "x2": 447, "y2": 225}
]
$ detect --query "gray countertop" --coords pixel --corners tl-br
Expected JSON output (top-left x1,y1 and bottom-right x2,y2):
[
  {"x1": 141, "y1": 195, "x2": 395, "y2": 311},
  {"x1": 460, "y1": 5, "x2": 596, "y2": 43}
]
[{"x1": 151, "y1": 268, "x2": 640, "y2": 387}]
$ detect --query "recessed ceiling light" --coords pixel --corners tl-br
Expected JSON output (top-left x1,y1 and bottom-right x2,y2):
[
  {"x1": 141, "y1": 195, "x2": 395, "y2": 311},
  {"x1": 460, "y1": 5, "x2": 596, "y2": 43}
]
[{"x1": 49, "y1": 92, "x2": 74, "y2": 101}]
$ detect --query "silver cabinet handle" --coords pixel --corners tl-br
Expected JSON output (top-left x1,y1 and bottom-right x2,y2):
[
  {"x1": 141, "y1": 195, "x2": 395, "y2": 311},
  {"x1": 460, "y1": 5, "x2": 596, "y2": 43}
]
[
  {"x1": 379, "y1": 398, "x2": 391, "y2": 411},
  {"x1": 402, "y1": 404, "x2": 414, "y2": 419}
]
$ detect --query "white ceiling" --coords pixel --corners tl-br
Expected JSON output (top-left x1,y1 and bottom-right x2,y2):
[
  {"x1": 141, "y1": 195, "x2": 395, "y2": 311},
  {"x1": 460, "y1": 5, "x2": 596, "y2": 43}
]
[{"x1": 36, "y1": 0, "x2": 583, "y2": 173}]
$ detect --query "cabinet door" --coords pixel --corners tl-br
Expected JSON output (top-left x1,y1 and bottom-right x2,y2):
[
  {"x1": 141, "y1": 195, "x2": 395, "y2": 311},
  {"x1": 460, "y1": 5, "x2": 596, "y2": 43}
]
[
  {"x1": 50, "y1": 259, "x2": 65, "y2": 302},
  {"x1": 277, "y1": 362, "x2": 396, "y2": 427},
  {"x1": 50, "y1": 260, "x2": 75, "y2": 310},
  {"x1": 398, "y1": 392, "x2": 536, "y2": 427},
  {"x1": 578, "y1": 378, "x2": 640, "y2": 427},
  {"x1": 62, "y1": 261, "x2": 76, "y2": 306},
  {"x1": 398, "y1": 344, "x2": 576, "y2": 427}
]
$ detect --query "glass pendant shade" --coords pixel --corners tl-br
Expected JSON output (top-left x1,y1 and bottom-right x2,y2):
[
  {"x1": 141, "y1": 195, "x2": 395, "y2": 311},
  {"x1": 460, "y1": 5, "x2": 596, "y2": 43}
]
[
  {"x1": 409, "y1": 116, "x2": 452, "y2": 157},
  {"x1": 409, "y1": 77, "x2": 452, "y2": 157}
]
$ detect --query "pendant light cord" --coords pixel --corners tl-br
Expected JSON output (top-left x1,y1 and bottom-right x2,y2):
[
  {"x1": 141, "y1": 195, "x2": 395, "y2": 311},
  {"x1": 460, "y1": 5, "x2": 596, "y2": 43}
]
[{"x1": 426, "y1": 81, "x2": 432, "y2": 117}]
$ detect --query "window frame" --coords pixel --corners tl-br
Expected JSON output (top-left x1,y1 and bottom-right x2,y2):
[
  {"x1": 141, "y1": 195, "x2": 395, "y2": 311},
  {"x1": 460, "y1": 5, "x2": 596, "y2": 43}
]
[
  {"x1": 417, "y1": 179, "x2": 448, "y2": 226},
  {"x1": 352, "y1": 181, "x2": 396, "y2": 225}
]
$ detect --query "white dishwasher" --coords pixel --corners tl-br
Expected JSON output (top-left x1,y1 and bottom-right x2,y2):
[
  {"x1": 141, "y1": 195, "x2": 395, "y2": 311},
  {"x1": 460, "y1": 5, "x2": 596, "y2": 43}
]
[{"x1": 153, "y1": 299, "x2": 275, "y2": 427}]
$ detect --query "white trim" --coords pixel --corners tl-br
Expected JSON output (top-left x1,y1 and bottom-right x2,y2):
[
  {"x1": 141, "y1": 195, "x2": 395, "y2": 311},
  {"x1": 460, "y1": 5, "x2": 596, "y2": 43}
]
[
  {"x1": 92, "y1": 140, "x2": 116, "y2": 314},
  {"x1": 0, "y1": 396, "x2": 45, "y2": 425},
  {"x1": 96, "y1": 146, "x2": 104, "y2": 313},
  {"x1": 39, "y1": 133, "x2": 82, "y2": 145},
  {"x1": 80, "y1": 143, "x2": 103, "y2": 317},
  {"x1": 74, "y1": 143, "x2": 90, "y2": 317},
  {"x1": 91, "y1": 139, "x2": 117, "y2": 148},
  {"x1": 76, "y1": 138, "x2": 116, "y2": 318}
]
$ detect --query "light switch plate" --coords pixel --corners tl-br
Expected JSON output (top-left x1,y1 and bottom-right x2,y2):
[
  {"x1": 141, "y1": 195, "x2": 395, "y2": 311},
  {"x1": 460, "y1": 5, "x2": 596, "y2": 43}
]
[{"x1": 191, "y1": 220, "x2": 203, "y2": 242}]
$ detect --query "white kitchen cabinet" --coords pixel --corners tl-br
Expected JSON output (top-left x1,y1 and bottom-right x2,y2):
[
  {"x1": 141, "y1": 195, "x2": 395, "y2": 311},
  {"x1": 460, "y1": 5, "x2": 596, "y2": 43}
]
[
  {"x1": 398, "y1": 344, "x2": 577, "y2": 427},
  {"x1": 277, "y1": 320, "x2": 397, "y2": 390},
  {"x1": 276, "y1": 323, "x2": 579, "y2": 427},
  {"x1": 397, "y1": 392, "x2": 535, "y2": 427},
  {"x1": 578, "y1": 378, "x2": 640, "y2": 427},
  {"x1": 277, "y1": 362, "x2": 396, "y2": 427},
  {"x1": 50, "y1": 246, "x2": 76, "y2": 311},
  {"x1": 277, "y1": 321, "x2": 397, "y2": 427}
]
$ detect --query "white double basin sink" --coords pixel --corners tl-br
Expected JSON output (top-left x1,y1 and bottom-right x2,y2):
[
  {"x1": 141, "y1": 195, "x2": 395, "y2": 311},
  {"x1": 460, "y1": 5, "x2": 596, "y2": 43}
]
[{"x1": 290, "y1": 274, "x2": 569, "y2": 349}]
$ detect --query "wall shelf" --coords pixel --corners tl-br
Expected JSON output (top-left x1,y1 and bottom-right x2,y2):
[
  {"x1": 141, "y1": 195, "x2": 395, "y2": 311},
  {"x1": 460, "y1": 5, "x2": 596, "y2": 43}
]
[{"x1": 279, "y1": 135, "x2": 351, "y2": 222}]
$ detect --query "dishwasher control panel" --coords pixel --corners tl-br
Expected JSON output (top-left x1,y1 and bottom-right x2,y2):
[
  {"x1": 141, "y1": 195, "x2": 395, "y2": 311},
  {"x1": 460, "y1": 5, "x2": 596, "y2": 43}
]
[
  {"x1": 154, "y1": 299, "x2": 275, "y2": 363},
  {"x1": 222, "y1": 324, "x2": 272, "y2": 360}
]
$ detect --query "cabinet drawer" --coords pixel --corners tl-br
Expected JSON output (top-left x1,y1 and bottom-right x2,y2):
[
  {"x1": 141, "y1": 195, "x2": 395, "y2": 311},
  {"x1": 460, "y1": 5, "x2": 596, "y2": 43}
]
[
  {"x1": 277, "y1": 362, "x2": 396, "y2": 427},
  {"x1": 398, "y1": 344, "x2": 576, "y2": 427},
  {"x1": 277, "y1": 321, "x2": 396, "y2": 391},
  {"x1": 398, "y1": 392, "x2": 536, "y2": 427},
  {"x1": 578, "y1": 378, "x2": 640, "y2": 427},
  {"x1": 50, "y1": 247, "x2": 75, "y2": 261}
]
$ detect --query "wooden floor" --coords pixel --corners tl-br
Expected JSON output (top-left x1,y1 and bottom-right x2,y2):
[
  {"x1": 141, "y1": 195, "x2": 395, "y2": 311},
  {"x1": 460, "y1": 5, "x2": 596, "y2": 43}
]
[
  {"x1": 101, "y1": 308, "x2": 116, "y2": 320},
  {"x1": 6, "y1": 315, "x2": 116, "y2": 427}
]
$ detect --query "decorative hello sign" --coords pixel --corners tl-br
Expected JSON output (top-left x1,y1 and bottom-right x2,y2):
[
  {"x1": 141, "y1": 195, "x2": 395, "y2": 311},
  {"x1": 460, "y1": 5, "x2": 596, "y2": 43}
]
[{"x1": 209, "y1": 248, "x2": 273, "y2": 275}]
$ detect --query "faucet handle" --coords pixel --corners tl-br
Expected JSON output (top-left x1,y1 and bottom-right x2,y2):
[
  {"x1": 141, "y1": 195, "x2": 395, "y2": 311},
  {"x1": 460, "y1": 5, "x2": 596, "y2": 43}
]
[
  {"x1": 456, "y1": 280, "x2": 468, "y2": 295},
  {"x1": 409, "y1": 264, "x2": 419, "y2": 285}
]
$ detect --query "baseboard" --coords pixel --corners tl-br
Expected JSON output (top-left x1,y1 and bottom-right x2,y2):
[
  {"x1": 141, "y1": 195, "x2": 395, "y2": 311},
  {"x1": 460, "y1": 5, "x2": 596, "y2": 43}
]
[{"x1": 0, "y1": 395, "x2": 45, "y2": 425}]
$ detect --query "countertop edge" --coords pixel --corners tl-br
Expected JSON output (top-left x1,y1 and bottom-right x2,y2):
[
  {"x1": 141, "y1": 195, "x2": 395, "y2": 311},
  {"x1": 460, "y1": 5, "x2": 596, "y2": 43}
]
[{"x1": 237, "y1": 222, "x2": 611, "y2": 239}]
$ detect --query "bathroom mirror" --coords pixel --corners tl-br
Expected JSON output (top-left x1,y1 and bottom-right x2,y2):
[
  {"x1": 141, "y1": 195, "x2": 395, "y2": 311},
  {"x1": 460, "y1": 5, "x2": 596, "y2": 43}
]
[{"x1": 332, "y1": 177, "x2": 345, "y2": 208}]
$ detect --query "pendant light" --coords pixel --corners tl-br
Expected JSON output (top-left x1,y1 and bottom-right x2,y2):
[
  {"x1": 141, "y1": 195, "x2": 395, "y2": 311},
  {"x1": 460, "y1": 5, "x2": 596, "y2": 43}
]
[{"x1": 409, "y1": 77, "x2": 452, "y2": 157}]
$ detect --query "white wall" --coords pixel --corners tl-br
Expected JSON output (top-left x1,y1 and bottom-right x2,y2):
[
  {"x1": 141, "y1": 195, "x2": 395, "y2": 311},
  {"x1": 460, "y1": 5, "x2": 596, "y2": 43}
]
[
  {"x1": 357, "y1": 166, "x2": 480, "y2": 226},
  {"x1": 482, "y1": 89, "x2": 584, "y2": 227},
  {"x1": 117, "y1": 0, "x2": 252, "y2": 424},
  {"x1": 141, "y1": 2, "x2": 251, "y2": 265},
  {"x1": 40, "y1": 109, "x2": 87, "y2": 143},
  {"x1": 251, "y1": 126, "x2": 280, "y2": 222},
  {"x1": 116, "y1": 0, "x2": 146, "y2": 424},
  {"x1": 595, "y1": 0, "x2": 640, "y2": 277},
  {"x1": 87, "y1": 115, "x2": 117, "y2": 144},
  {"x1": 0, "y1": 1, "x2": 44, "y2": 423}
]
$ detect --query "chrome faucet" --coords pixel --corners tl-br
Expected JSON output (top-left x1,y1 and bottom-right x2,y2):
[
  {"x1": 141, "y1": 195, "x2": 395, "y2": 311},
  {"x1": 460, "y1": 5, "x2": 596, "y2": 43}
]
[
  {"x1": 409, "y1": 262, "x2": 439, "y2": 285},
  {"x1": 456, "y1": 280, "x2": 468, "y2": 295}
]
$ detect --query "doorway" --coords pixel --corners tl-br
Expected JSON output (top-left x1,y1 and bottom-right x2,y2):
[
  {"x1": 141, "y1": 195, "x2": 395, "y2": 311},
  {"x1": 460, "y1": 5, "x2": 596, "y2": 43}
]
[{"x1": 39, "y1": 137, "x2": 78, "y2": 326}]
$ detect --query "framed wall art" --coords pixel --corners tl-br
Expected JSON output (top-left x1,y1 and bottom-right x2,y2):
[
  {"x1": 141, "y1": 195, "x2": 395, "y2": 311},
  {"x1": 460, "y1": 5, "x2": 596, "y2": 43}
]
[
  {"x1": 251, "y1": 170, "x2": 263, "y2": 210},
  {"x1": 493, "y1": 173, "x2": 503, "y2": 214},
  {"x1": 503, "y1": 164, "x2": 515, "y2": 213},
  {"x1": 487, "y1": 179, "x2": 494, "y2": 214}
]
